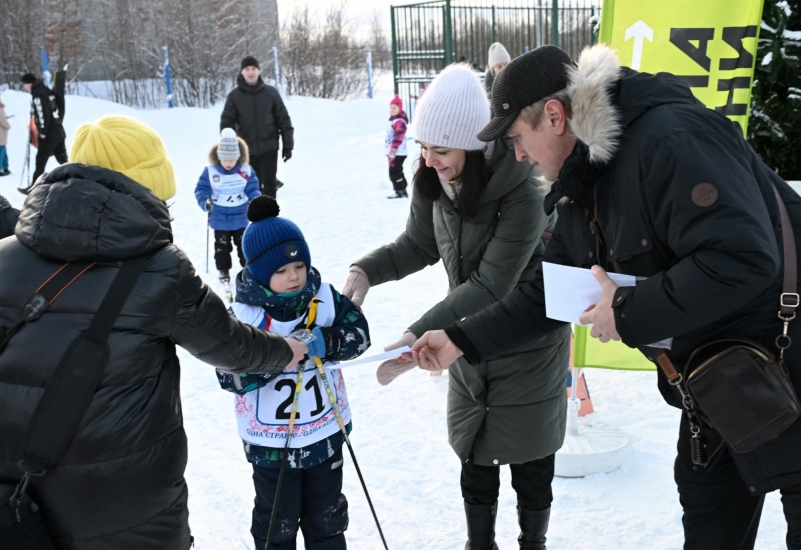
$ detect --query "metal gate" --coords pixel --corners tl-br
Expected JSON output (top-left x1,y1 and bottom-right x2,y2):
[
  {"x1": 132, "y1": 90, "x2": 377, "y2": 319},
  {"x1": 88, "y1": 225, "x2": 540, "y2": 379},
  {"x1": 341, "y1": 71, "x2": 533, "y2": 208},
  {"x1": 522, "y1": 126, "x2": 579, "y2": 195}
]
[{"x1": 391, "y1": 0, "x2": 599, "y2": 119}]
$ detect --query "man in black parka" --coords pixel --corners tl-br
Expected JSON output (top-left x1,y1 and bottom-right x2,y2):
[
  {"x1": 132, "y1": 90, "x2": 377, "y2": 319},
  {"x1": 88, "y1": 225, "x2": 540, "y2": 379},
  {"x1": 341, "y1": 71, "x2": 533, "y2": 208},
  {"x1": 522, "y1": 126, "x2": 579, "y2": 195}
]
[
  {"x1": 0, "y1": 116, "x2": 307, "y2": 549},
  {"x1": 21, "y1": 73, "x2": 68, "y2": 186},
  {"x1": 220, "y1": 56, "x2": 293, "y2": 198},
  {"x1": 411, "y1": 44, "x2": 801, "y2": 549}
]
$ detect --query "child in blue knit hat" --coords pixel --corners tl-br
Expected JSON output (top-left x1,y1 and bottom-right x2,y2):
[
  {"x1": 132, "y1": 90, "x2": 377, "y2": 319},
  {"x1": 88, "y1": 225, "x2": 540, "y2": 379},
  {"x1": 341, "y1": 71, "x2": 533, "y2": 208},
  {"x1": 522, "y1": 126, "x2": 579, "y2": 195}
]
[{"x1": 216, "y1": 196, "x2": 370, "y2": 550}]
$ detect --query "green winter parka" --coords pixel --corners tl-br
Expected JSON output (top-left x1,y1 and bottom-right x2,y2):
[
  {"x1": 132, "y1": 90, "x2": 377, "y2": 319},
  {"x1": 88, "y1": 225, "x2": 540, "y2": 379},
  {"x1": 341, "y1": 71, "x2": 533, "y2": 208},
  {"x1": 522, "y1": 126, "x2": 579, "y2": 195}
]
[{"x1": 356, "y1": 138, "x2": 570, "y2": 466}]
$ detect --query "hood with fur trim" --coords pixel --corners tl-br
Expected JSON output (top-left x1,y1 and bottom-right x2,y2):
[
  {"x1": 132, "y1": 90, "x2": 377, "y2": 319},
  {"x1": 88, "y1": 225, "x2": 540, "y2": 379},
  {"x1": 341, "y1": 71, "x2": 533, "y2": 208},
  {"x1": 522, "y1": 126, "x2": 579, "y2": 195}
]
[
  {"x1": 566, "y1": 44, "x2": 700, "y2": 165},
  {"x1": 209, "y1": 136, "x2": 249, "y2": 166}
]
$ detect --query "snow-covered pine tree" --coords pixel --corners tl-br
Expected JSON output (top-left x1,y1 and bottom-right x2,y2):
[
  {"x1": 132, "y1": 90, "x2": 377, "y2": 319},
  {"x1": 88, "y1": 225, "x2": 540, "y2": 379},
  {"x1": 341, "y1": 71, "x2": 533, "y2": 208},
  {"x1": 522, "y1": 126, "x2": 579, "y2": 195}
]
[{"x1": 749, "y1": 0, "x2": 801, "y2": 179}]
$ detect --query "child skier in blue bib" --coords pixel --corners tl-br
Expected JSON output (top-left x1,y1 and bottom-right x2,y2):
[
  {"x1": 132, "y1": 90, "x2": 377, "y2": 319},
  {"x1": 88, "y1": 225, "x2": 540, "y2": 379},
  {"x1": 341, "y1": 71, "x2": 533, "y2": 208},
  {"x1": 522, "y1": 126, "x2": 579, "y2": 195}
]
[
  {"x1": 217, "y1": 196, "x2": 370, "y2": 550},
  {"x1": 194, "y1": 128, "x2": 260, "y2": 286}
]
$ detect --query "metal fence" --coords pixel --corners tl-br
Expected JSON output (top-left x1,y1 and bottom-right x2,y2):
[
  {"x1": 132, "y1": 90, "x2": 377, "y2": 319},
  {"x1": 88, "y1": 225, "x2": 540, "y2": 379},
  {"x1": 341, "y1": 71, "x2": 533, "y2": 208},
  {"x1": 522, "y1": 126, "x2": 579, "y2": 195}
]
[{"x1": 391, "y1": 0, "x2": 599, "y2": 119}]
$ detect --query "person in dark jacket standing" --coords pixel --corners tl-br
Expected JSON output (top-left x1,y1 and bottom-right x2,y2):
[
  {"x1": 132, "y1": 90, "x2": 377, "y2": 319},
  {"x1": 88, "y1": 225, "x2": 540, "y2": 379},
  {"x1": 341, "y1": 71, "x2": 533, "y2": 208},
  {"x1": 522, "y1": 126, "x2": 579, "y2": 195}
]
[
  {"x1": 0, "y1": 115, "x2": 307, "y2": 550},
  {"x1": 343, "y1": 64, "x2": 567, "y2": 550},
  {"x1": 0, "y1": 194, "x2": 19, "y2": 239},
  {"x1": 21, "y1": 73, "x2": 68, "y2": 186},
  {"x1": 411, "y1": 44, "x2": 801, "y2": 550},
  {"x1": 220, "y1": 56, "x2": 293, "y2": 199}
]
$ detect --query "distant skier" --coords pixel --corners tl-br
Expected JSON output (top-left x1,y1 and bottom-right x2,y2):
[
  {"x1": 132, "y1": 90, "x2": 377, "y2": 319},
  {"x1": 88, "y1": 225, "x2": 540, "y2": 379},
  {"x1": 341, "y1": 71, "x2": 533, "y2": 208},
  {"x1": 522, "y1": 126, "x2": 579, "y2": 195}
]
[
  {"x1": 0, "y1": 195, "x2": 19, "y2": 238},
  {"x1": 386, "y1": 94, "x2": 409, "y2": 199},
  {"x1": 20, "y1": 73, "x2": 67, "y2": 187},
  {"x1": 220, "y1": 56, "x2": 293, "y2": 199},
  {"x1": 0, "y1": 91, "x2": 10, "y2": 176},
  {"x1": 217, "y1": 196, "x2": 370, "y2": 550},
  {"x1": 194, "y1": 128, "x2": 260, "y2": 291}
]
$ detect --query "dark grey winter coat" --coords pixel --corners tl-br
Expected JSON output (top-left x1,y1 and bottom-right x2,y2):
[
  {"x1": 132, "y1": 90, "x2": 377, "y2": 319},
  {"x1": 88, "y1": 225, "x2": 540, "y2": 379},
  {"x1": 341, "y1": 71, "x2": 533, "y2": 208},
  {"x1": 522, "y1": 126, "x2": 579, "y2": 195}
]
[
  {"x1": 220, "y1": 75, "x2": 294, "y2": 156},
  {"x1": 0, "y1": 164, "x2": 293, "y2": 549},
  {"x1": 0, "y1": 195, "x2": 18, "y2": 239},
  {"x1": 356, "y1": 138, "x2": 570, "y2": 467},
  {"x1": 448, "y1": 45, "x2": 801, "y2": 494}
]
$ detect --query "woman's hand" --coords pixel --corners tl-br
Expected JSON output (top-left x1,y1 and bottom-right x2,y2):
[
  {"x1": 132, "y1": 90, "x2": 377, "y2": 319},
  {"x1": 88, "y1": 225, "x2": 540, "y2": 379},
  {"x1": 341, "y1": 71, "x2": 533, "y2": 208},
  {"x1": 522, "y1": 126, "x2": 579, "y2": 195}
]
[
  {"x1": 341, "y1": 265, "x2": 370, "y2": 307},
  {"x1": 376, "y1": 331, "x2": 417, "y2": 385},
  {"x1": 283, "y1": 338, "x2": 308, "y2": 370}
]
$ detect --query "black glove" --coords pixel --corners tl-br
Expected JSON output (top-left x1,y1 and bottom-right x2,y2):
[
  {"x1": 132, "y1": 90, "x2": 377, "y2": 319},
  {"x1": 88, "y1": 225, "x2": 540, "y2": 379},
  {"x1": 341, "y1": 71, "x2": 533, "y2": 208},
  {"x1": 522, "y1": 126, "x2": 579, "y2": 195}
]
[
  {"x1": 282, "y1": 148, "x2": 292, "y2": 162},
  {"x1": 204, "y1": 198, "x2": 214, "y2": 212}
]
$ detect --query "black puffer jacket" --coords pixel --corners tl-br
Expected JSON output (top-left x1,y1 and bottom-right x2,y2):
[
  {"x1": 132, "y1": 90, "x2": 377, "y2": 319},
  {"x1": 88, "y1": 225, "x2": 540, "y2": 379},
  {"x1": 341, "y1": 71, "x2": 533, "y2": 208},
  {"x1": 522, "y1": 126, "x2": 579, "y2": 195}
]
[
  {"x1": 0, "y1": 194, "x2": 18, "y2": 239},
  {"x1": 0, "y1": 164, "x2": 293, "y2": 549},
  {"x1": 449, "y1": 46, "x2": 801, "y2": 494},
  {"x1": 220, "y1": 75, "x2": 293, "y2": 156}
]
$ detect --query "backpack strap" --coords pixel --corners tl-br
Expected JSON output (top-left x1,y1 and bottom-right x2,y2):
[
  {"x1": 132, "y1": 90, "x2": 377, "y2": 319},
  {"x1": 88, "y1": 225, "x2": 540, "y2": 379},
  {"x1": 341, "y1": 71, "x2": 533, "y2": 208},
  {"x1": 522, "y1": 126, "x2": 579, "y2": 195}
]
[
  {"x1": 0, "y1": 262, "x2": 96, "y2": 351},
  {"x1": 19, "y1": 254, "x2": 150, "y2": 475}
]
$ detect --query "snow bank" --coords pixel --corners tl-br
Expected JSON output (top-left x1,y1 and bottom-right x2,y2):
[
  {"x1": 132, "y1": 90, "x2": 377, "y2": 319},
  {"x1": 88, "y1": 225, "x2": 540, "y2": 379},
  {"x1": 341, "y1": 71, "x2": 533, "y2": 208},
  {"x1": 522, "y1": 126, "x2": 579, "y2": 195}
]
[{"x1": 0, "y1": 78, "x2": 790, "y2": 549}]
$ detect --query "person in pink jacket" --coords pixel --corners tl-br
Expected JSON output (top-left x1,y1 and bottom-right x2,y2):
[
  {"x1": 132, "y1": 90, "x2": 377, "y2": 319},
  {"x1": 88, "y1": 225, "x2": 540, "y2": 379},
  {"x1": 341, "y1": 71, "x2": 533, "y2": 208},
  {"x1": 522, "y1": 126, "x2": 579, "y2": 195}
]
[
  {"x1": 385, "y1": 94, "x2": 409, "y2": 199},
  {"x1": 0, "y1": 92, "x2": 10, "y2": 176}
]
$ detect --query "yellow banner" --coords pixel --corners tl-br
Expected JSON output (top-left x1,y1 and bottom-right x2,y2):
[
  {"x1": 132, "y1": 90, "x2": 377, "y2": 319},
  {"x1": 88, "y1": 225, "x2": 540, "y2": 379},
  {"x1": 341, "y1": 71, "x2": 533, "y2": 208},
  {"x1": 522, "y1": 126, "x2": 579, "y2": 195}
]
[{"x1": 599, "y1": 0, "x2": 764, "y2": 134}]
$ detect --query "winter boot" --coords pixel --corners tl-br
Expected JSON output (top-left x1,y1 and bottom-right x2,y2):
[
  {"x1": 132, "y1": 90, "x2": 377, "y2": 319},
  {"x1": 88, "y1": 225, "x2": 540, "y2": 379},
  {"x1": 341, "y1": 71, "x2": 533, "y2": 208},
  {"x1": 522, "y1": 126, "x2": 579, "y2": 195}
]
[
  {"x1": 388, "y1": 190, "x2": 408, "y2": 199},
  {"x1": 218, "y1": 269, "x2": 230, "y2": 284},
  {"x1": 518, "y1": 506, "x2": 550, "y2": 550},
  {"x1": 464, "y1": 501, "x2": 499, "y2": 550},
  {"x1": 0, "y1": 169, "x2": 10, "y2": 176}
]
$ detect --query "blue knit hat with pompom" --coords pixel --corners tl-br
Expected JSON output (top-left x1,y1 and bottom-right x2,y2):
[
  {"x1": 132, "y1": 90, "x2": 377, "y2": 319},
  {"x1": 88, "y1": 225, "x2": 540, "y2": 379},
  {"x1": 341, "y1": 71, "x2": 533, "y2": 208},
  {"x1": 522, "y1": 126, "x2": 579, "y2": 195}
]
[{"x1": 243, "y1": 197, "x2": 311, "y2": 288}]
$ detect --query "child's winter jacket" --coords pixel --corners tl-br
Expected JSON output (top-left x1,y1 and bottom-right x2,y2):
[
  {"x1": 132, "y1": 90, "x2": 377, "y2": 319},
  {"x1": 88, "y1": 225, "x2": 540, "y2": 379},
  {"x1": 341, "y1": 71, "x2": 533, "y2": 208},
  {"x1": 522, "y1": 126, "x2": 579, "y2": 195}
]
[
  {"x1": 194, "y1": 137, "x2": 260, "y2": 231},
  {"x1": 385, "y1": 112, "x2": 409, "y2": 156}
]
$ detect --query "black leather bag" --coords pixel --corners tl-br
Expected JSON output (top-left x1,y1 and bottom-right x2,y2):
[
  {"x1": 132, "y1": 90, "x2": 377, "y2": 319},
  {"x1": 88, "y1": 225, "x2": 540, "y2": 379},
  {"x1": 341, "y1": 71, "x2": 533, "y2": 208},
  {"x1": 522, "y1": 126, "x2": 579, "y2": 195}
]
[
  {"x1": 685, "y1": 338, "x2": 801, "y2": 453},
  {"x1": 0, "y1": 256, "x2": 148, "y2": 548}
]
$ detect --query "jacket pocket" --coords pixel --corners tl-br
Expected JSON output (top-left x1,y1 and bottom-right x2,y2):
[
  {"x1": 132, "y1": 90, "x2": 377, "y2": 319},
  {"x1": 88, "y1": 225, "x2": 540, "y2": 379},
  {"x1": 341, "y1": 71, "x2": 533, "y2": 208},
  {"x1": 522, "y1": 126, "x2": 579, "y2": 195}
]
[{"x1": 605, "y1": 209, "x2": 654, "y2": 264}]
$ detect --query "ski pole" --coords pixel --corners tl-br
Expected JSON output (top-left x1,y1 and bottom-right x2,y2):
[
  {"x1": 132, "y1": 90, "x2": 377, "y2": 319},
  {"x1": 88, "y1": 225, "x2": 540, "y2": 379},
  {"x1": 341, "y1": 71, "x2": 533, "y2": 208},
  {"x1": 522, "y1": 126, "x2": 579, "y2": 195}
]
[
  {"x1": 306, "y1": 321, "x2": 389, "y2": 549},
  {"x1": 205, "y1": 213, "x2": 210, "y2": 274},
  {"x1": 264, "y1": 362, "x2": 306, "y2": 550}
]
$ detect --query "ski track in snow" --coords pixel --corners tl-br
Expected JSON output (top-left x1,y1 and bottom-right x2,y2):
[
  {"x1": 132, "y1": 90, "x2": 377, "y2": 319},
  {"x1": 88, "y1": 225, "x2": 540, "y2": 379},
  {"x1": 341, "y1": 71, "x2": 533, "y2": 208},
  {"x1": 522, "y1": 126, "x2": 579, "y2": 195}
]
[{"x1": 0, "y1": 77, "x2": 788, "y2": 549}]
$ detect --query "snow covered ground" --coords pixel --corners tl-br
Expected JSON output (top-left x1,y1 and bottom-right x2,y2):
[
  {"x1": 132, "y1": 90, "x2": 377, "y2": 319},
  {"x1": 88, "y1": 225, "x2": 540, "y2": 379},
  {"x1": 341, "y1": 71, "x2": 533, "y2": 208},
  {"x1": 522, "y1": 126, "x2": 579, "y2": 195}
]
[{"x1": 0, "y1": 77, "x2": 790, "y2": 549}]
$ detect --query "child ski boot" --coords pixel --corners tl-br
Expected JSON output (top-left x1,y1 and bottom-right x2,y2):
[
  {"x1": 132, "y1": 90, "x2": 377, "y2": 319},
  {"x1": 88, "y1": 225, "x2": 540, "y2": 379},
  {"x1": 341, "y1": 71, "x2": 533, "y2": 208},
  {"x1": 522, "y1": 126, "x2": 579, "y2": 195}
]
[{"x1": 218, "y1": 269, "x2": 233, "y2": 303}]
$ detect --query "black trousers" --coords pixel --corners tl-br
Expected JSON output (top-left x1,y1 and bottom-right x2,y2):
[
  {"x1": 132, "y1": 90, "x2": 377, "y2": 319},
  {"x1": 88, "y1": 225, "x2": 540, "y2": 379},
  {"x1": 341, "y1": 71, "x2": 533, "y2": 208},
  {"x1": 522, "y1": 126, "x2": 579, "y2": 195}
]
[
  {"x1": 461, "y1": 454, "x2": 554, "y2": 511},
  {"x1": 214, "y1": 228, "x2": 245, "y2": 271},
  {"x1": 675, "y1": 413, "x2": 801, "y2": 549},
  {"x1": 251, "y1": 448, "x2": 348, "y2": 550},
  {"x1": 251, "y1": 150, "x2": 279, "y2": 198},
  {"x1": 389, "y1": 155, "x2": 407, "y2": 192},
  {"x1": 32, "y1": 137, "x2": 68, "y2": 184}
]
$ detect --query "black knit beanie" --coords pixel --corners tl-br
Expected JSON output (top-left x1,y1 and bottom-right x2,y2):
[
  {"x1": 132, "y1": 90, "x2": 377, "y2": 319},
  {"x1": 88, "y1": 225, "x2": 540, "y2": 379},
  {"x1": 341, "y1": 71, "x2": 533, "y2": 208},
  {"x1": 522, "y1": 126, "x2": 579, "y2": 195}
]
[
  {"x1": 478, "y1": 45, "x2": 575, "y2": 142},
  {"x1": 20, "y1": 73, "x2": 36, "y2": 84},
  {"x1": 240, "y1": 56, "x2": 260, "y2": 71}
]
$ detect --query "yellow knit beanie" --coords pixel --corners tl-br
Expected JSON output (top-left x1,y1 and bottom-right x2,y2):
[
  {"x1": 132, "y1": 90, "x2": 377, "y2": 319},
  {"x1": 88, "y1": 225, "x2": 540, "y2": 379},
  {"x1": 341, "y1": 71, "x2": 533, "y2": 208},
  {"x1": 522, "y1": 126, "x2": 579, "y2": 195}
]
[{"x1": 70, "y1": 115, "x2": 176, "y2": 201}]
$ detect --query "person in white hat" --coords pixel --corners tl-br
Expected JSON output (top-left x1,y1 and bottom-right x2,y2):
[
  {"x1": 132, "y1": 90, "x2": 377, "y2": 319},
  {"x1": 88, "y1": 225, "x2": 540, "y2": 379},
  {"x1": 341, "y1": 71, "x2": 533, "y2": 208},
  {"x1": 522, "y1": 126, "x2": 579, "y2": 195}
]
[
  {"x1": 485, "y1": 42, "x2": 512, "y2": 95},
  {"x1": 341, "y1": 63, "x2": 567, "y2": 550}
]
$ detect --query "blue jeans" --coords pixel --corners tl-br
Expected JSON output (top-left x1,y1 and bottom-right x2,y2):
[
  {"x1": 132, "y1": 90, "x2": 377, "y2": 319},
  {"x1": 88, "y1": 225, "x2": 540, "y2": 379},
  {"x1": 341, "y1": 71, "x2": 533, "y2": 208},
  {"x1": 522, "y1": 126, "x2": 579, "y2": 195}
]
[{"x1": 0, "y1": 145, "x2": 7, "y2": 171}]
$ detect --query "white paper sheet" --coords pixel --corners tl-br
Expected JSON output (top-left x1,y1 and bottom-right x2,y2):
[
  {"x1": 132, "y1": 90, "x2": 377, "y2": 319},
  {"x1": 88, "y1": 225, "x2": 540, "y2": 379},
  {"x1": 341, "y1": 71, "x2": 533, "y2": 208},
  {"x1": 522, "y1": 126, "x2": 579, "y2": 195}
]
[
  {"x1": 328, "y1": 346, "x2": 412, "y2": 370},
  {"x1": 542, "y1": 262, "x2": 638, "y2": 324}
]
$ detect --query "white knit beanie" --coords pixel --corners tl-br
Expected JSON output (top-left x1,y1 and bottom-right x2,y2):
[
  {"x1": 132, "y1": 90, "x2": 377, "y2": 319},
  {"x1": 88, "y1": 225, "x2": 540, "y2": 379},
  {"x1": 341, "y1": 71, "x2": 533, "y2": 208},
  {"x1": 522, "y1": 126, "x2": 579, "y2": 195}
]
[
  {"x1": 218, "y1": 128, "x2": 240, "y2": 161},
  {"x1": 414, "y1": 64, "x2": 491, "y2": 150},
  {"x1": 488, "y1": 42, "x2": 512, "y2": 69}
]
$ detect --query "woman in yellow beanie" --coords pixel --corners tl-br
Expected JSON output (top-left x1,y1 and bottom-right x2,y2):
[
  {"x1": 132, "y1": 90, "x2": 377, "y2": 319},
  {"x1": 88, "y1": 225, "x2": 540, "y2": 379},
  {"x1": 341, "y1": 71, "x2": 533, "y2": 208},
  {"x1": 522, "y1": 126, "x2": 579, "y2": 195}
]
[
  {"x1": 0, "y1": 115, "x2": 309, "y2": 549},
  {"x1": 70, "y1": 115, "x2": 177, "y2": 201}
]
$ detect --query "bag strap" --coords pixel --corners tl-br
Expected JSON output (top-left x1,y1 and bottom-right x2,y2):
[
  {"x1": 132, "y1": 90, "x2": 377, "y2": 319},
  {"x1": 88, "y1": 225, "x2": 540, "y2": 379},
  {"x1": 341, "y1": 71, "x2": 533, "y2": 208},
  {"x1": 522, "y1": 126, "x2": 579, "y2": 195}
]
[
  {"x1": 0, "y1": 262, "x2": 95, "y2": 351},
  {"x1": 773, "y1": 184, "x2": 799, "y2": 318},
  {"x1": 19, "y1": 254, "x2": 150, "y2": 475}
]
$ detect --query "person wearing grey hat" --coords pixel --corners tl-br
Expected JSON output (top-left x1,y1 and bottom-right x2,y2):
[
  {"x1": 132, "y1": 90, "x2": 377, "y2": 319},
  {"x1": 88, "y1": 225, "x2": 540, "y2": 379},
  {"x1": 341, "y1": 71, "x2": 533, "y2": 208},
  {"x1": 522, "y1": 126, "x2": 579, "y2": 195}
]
[
  {"x1": 411, "y1": 43, "x2": 801, "y2": 549},
  {"x1": 342, "y1": 63, "x2": 567, "y2": 550},
  {"x1": 484, "y1": 42, "x2": 512, "y2": 96}
]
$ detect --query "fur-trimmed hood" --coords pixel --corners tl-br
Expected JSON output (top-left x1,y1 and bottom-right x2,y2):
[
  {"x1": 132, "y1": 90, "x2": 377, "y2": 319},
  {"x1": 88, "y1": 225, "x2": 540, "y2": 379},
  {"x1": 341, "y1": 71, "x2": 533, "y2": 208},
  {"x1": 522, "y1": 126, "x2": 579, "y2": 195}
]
[
  {"x1": 566, "y1": 44, "x2": 700, "y2": 165},
  {"x1": 209, "y1": 136, "x2": 249, "y2": 166}
]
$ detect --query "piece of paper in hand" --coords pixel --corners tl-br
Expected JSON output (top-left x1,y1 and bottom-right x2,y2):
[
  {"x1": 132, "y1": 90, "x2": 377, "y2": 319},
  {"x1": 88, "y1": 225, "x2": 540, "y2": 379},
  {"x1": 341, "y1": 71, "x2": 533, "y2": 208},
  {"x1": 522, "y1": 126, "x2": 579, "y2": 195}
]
[
  {"x1": 542, "y1": 262, "x2": 638, "y2": 324},
  {"x1": 328, "y1": 346, "x2": 412, "y2": 370}
]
